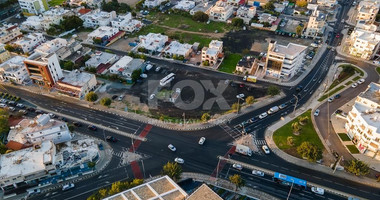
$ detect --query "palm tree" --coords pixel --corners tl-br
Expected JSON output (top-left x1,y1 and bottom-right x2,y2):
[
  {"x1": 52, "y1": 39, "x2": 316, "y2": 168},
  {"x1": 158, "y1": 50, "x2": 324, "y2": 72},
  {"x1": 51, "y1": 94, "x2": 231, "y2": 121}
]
[
  {"x1": 161, "y1": 162, "x2": 182, "y2": 182},
  {"x1": 291, "y1": 122, "x2": 301, "y2": 135},
  {"x1": 229, "y1": 174, "x2": 245, "y2": 192}
]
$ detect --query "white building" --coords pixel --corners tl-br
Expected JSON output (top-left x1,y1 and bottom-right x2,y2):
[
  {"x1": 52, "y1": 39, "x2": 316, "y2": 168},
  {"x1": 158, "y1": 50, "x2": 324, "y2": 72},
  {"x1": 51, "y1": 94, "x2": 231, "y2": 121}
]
[
  {"x1": 109, "y1": 56, "x2": 144, "y2": 78},
  {"x1": 163, "y1": 41, "x2": 193, "y2": 58},
  {"x1": 138, "y1": 33, "x2": 168, "y2": 54},
  {"x1": 259, "y1": 13, "x2": 278, "y2": 24},
  {"x1": 208, "y1": 1, "x2": 234, "y2": 21},
  {"x1": 348, "y1": 28, "x2": 380, "y2": 60},
  {"x1": 345, "y1": 82, "x2": 380, "y2": 158},
  {"x1": 174, "y1": 0, "x2": 196, "y2": 11},
  {"x1": 85, "y1": 51, "x2": 119, "y2": 74},
  {"x1": 274, "y1": 3, "x2": 286, "y2": 13},
  {"x1": 304, "y1": 8, "x2": 326, "y2": 38},
  {"x1": 82, "y1": 10, "x2": 117, "y2": 28},
  {"x1": 18, "y1": 0, "x2": 49, "y2": 15},
  {"x1": 111, "y1": 13, "x2": 143, "y2": 33},
  {"x1": 56, "y1": 39, "x2": 83, "y2": 61},
  {"x1": 35, "y1": 38, "x2": 68, "y2": 55},
  {"x1": 13, "y1": 33, "x2": 46, "y2": 54},
  {"x1": 201, "y1": 40, "x2": 223, "y2": 66},
  {"x1": 356, "y1": 0, "x2": 380, "y2": 24},
  {"x1": 316, "y1": 0, "x2": 337, "y2": 8},
  {"x1": 87, "y1": 26, "x2": 120, "y2": 44},
  {"x1": 24, "y1": 53, "x2": 63, "y2": 87},
  {"x1": 264, "y1": 40, "x2": 307, "y2": 79},
  {"x1": 7, "y1": 114, "x2": 72, "y2": 145},
  {"x1": 0, "y1": 24, "x2": 23, "y2": 44},
  {"x1": 20, "y1": 16, "x2": 44, "y2": 31},
  {"x1": 143, "y1": 0, "x2": 166, "y2": 8},
  {"x1": 0, "y1": 56, "x2": 29, "y2": 84},
  {"x1": 42, "y1": 8, "x2": 74, "y2": 31},
  {"x1": 236, "y1": 6, "x2": 256, "y2": 24},
  {"x1": 0, "y1": 43, "x2": 11, "y2": 64},
  {"x1": 56, "y1": 70, "x2": 97, "y2": 99},
  {"x1": 190, "y1": 2, "x2": 213, "y2": 15}
]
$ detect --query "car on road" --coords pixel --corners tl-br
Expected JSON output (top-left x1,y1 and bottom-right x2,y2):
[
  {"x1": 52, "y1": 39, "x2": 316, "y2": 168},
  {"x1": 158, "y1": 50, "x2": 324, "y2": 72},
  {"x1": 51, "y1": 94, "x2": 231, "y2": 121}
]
[
  {"x1": 8, "y1": 107, "x2": 15, "y2": 112},
  {"x1": 262, "y1": 145, "x2": 270, "y2": 154},
  {"x1": 106, "y1": 136, "x2": 118, "y2": 143},
  {"x1": 238, "y1": 121, "x2": 248, "y2": 128},
  {"x1": 249, "y1": 117, "x2": 258, "y2": 123},
  {"x1": 351, "y1": 83, "x2": 358, "y2": 88},
  {"x1": 16, "y1": 103, "x2": 24, "y2": 108},
  {"x1": 314, "y1": 109, "x2": 320, "y2": 116},
  {"x1": 295, "y1": 85, "x2": 303, "y2": 92},
  {"x1": 259, "y1": 112, "x2": 268, "y2": 119},
  {"x1": 311, "y1": 187, "x2": 325, "y2": 195},
  {"x1": 62, "y1": 183, "x2": 75, "y2": 191},
  {"x1": 27, "y1": 189, "x2": 41, "y2": 196},
  {"x1": 111, "y1": 95, "x2": 118, "y2": 100},
  {"x1": 174, "y1": 157, "x2": 184, "y2": 164},
  {"x1": 328, "y1": 97, "x2": 334, "y2": 102},
  {"x1": 58, "y1": 116, "x2": 67, "y2": 122},
  {"x1": 334, "y1": 94, "x2": 341, "y2": 99},
  {"x1": 155, "y1": 66, "x2": 161, "y2": 72},
  {"x1": 335, "y1": 109, "x2": 343, "y2": 114},
  {"x1": 98, "y1": 143, "x2": 104, "y2": 150},
  {"x1": 149, "y1": 94, "x2": 155, "y2": 100},
  {"x1": 232, "y1": 164, "x2": 243, "y2": 170},
  {"x1": 88, "y1": 125, "x2": 97, "y2": 131},
  {"x1": 118, "y1": 95, "x2": 124, "y2": 101},
  {"x1": 198, "y1": 137, "x2": 206, "y2": 145},
  {"x1": 357, "y1": 78, "x2": 365, "y2": 84},
  {"x1": 279, "y1": 103, "x2": 288, "y2": 109},
  {"x1": 252, "y1": 170, "x2": 265, "y2": 177},
  {"x1": 73, "y1": 122, "x2": 82, "y2": 127},
  {"x1": 332, "y1": 151, "x2": 339, "y2": 159},
  {"x1": 168, "y1": 144, "x2": 176, "y2": 151},
  {"x1": 26, "y1": 107, "x2": 36, "y2": 112},
  {"x1": 49, "y1": 113, "x2": 55, "y2": 118}
]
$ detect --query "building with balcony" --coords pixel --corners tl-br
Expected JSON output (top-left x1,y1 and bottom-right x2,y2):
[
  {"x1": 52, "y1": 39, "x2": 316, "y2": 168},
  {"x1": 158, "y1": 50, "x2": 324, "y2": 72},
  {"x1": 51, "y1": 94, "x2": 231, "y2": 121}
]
[
  {"x1": 55, "y1": 70, "x2": 97, "y2": 99},
  {"x1": 81, "y1": 9, "x2": 117, "y2": 28},
  {"x1": 345, "y1": 82, "x2": 380, "y2": 159},
  {"x1": 20, "y1": 16, "x2": 44, "y2": 31},
  {"x1": 264, "y1": 40, "x2": 307, "y2": 79},
  {"x1": 201, "y1": 40, "x2": 223, "y2": 66},
  {"x1": 13, "y1": 33, "x2": 45, "y2": 54},
  {"x1": 207, "y1": 1, "x2": 234, "y2": 21},
  {"x1": 24, "y1": 53, "x2": 63, "y2": 87},
  {"x1": 138, "y1": 33, "x2": 168, "y2": 54},
  {"x1": 35, "y1": 38, "x2": 68, "y2": 55},
  {"x1": 316, "y1": 0, "x2": 337, "y2": 8},
  {"x1": 111, "y1": 13, "x2": 142, "y2": 33},
  {"x1": 174, "y1": 0, "x2": 196, "y2": 11},
  {"x1": 85, "y1": 51, "x2": 119, "y2": 74},
  {"x1": 0, "y1": 24, "x2": 22, "y2": 44},
  {"x1": 109, "y1": 56, "x2": 144, "y2": 78},
  {"x1": 0, "y1": 56, "x2": 29, "y2": 84},
  {"x1": 18, "y1": 0, "x2": 49, "y2": 16},
  {"x1": 348, "y1": 28, "x2": 380, "y2": 60},
  {"x1": 163, "y1": 41, "x2": 193, "y2": 58},
  {"x1": 41, "y1": 8, "x2": 75, "y2": 31},
  {"x1": 87, "y1": 26, "x2": 124, "y2": 46},
  {"x1": 236, "y1": 6, "x2": 256, "y2": 24},
  {"x1": 356, "y1": 0, "x2": 380, "y2": 24},
  {"x1": 235, "y1": 56, "x2": 260, "y2": 74},
  {"x1": 304, "y1": 8, "x2": 326, "y2": 38},
  {"x1": 0, "y1": 43, "x2": 11, "y2": 64}
]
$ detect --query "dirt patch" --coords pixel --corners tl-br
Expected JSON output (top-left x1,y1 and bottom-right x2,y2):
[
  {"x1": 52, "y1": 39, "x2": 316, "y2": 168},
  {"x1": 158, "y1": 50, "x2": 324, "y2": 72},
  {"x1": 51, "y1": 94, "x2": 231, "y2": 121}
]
[
  {"x1": 118, "y1": 0, "x2": 140, "y2": 7},
  {"x1": 109, "y1": 37, "x2": 136, "y2": 52}
]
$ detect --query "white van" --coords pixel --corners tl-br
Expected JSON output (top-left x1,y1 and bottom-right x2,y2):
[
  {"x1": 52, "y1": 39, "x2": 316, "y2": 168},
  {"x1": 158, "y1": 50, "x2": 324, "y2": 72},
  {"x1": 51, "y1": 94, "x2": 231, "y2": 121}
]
[{"x1": 268, "y1": 106, "x2": 279, "y2": 114}]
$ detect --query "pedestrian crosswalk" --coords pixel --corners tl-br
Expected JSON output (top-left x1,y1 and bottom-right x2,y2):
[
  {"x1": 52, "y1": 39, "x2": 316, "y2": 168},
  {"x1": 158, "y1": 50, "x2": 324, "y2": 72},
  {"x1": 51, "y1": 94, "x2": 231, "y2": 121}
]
[
  {"x1": 109, "y1": 149, "x2": 124, "y2": 158},
  {"x1": 220, "y1": 123, "x2": 242, "y2": 139},
  {"x1": 253, "y1": 140, "x2": 267, "y2": 146}
]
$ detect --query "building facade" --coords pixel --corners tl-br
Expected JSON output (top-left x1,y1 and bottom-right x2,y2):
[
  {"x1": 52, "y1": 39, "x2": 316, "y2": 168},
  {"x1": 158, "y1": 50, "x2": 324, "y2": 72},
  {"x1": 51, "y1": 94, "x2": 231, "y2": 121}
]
[
  {"x1": 55, "y1": 70, "x2": 97, "y2": 99},
  {"x1": 163, "y1": 41, "x2": 193, "y2": 58},
  {"x1": 304, "y1": 8, "x2": 326, "y2": 38},
  {"x1": 356, "y1": 0, "x2": 380, "y2": 24},
  {"x1": 201, "y1": 40, "x2": 223, "y2": 66},
  {"x1": 0, "y1": 56, "x2": 29, "y2": 84},
  {"x1": 35, "y1": 38, "x2": 68, "y2": 55},
  {"x1": 111, "y1": 13, "x2": 142, "y2": 33},
  {"x1": 87, "y1": 26, "x2": 123, "y2": 46},
  {"x1": 13, "y1": 33, "x2": 46, "y2": 54},
  {"x1": 138, "y1": 33, "x2": 168, "y2": 54},
  {"x1": 208, "y1": 1, "x2": 234, "y2": 21},
  {"x1": 18, "y1": 0, "x2": 49, "y2": 16},
  {"x1": 0, "y1": 43, "x2": 11, "y2": 64},
  {"x1": 0, "y1": 24, "x2": 23, "y2": 44},
  {"x1": 348, "y1": 28, "x2": 380, "y2": 60},
  {"x1": 82, "y1": 10, "x2": 117, "y2": 28},
  {"x1": 24, "y1": 53, "x2": 63, "y2": 87}
]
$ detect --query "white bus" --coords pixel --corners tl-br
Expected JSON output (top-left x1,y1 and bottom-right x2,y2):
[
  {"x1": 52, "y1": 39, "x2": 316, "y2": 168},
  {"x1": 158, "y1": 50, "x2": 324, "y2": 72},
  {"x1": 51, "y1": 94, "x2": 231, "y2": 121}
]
[{"x1": 160, "y1": 73, "x2": 175, "y2": 86}]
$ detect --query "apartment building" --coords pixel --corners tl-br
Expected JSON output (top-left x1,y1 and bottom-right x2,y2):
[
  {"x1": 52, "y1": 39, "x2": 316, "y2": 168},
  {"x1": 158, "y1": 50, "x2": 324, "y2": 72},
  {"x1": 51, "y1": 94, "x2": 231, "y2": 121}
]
[
  {"x1": 304, "y1": 8, "x2": 326, "y2": 38},
  {"x1": 109, "y1": 56, "x2": 144, "y2": 78},
  {"x1": 316, "y1": 0, "x2": 337, "y2": 8},
  {"x1": 201, "y1": 40, "x2": 223, "y2": 66},
  {"x1": 0, "y1": 56, "x2": 29, "y2": 84},
  {"x1": 111, "y1": 13, "x2": 142, "y2": 33},
  {"x1": 208, "y1": 0, "x2": 234, "y2": 21},
  {"x1": 41, "y1": 8, "x2": 74, "y2": 31},
  {"x1": 82, "y1": 10, "x2": 117, "y2": 28},
  {"x1": 85, "y1": 51, "x2": 119, "y2": 74},
  {"x1": 356, "y1": 0, "x2": 380, "y2": 24},
  {"x1": 35, "y1": 38, "x2": 68, "y2": 55},
  {"x1": 13, "y1": 33, "x2": 46, "y2": 54},
  {"x1": 0, "y1": 43, "x2": 11, "y2": 64},
  {"x1": 235, "y1": 56, "x2": 259, "y2": 74},
  {"x1": 18, "y1": 0, "x2": 49, "y2": 16},
  {"x1": 348, "y1": 28, "x2": 380, "y2": 60},
  {"x1": 190, "y1": 2, "x2": 213, "y2": 15},
  {"x1": 163, "y1": 41, "x2": 193, "y2": 58},
  {"x1": 0, "y1": 24, "x2": 22, "y2": 44},
  {"x1": 87, "y1": 26, "x2": 123, "y2": 46},
  {"x1": 20, "y1": 16, "x2": 44, "y2": 31},
  {"x1": 236, "y1": 6, "x2": 256, "y2": 24},
  {"x1": 24, "y1": 53, "x2": 63, "y2": 87},
  {"x1": 345, "y1": 82, "x2": 380, "y2": 158},
  {"x1": 264, "y1": 40, "x2": 307, "y2": 79},
  {"x1": 138, "y1": 33, "x2": 169, "y2": 54},
  {"x1": 56, "y1": 70, "x2": 97, "y2": 99},
  {"x1": 174, "y1": 0, "x2": 196, "y2": 11}
]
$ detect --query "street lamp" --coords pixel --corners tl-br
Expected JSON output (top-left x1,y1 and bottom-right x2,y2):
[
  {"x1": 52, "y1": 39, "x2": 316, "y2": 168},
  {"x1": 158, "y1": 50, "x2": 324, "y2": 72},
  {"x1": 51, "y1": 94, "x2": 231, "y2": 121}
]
[
  {"x1": 236, "y1": 94, "x2": 244, "y2": 114},
  {"x1": 292, "y1": 94, "x2": 299, "y2": 115},
  {"x1": 286, "y1": 180, "x2": 295, "y2": 200}
]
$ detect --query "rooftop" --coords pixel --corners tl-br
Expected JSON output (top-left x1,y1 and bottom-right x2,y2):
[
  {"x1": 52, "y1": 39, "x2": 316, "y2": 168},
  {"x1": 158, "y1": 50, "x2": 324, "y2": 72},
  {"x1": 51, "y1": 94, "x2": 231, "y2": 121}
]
[
  {"x1": 164, "y1": 41, "x2": 193, "y2": 55},
  {"x1": 14, "y1": 33, "x2": 44, "y2": 46},
  {"x1": 271, "y1": 41, "x2": 307, "y2": 58},
  {"x1": 0, "y1": 56, "x2": 26, "y2": 72},
  {"x1": 187, "y1": 184, "x2": 223, "y2": 200},
  {"x1": 88, "y1": 26, "x2": 119, "y2": 39},
  {"x1": 359, "y1": 82, "x2": 380, "y2": 105},
  {"x1": 35, "y1": 38, "x2": 67, "y2": 55},
  {"x1": 58, "y1": 70, "x2": 95, "y2": 88},
  {"x1": 353, "y1": 101, "x2": 380, "y2": 131},
  {"x1": 85, "y1": 51, "x2": 117, "y2": 67}
]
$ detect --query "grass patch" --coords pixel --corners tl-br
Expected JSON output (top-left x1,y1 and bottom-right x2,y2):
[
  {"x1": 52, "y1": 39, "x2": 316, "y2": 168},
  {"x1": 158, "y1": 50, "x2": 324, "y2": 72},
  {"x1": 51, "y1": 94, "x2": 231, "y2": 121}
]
[
  {"x1": 347, "y1": 145, "x2": 360, "y2": 154},
  {"x1": 168, "y1": 32, "x2": 215, "y2": 48},
  {"x1": 355, "y1": 67, "x2": 364, "y2": 76},
  {"x1": 273, "y1": 110, "x2": 324, "y2": 158},
  {"x1": 218, "y1": 54, "x2": 242, "y2": 74},
  {"x1": 327, "y1": 64, "x2": 356, "y2": 91},
  {"x1": 352, "y1": 76, "x2": 361, "y2": 81},
  {"x1": 345, "y1": 81, "x2": 353, "y2": 86},
  {"x1": 318, "y1": 85, "x2": 345, "y2": 102},
  {"x1": 338, "y1": 133, "x2": 351, "y2": 141},
  {"x1": 130, "y1": 24, "x2": 167, "y2": 37},
  {"x1": 48, "y1": 0, "x2": 65, "y2": 6},
  {"x1": 376, "y1": 67, "x2": 380, "y2": 75}
]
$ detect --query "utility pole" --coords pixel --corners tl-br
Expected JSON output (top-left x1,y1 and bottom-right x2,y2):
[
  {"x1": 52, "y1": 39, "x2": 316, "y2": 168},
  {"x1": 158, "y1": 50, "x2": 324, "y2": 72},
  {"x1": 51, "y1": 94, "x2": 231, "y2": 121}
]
[
  {"x1": 216, "y1": 156, "x2": 221, "y2": 185},
  {"x1": 286, "y1": 181, "x2": 294, "y2": 200},
  {"x1": 292, "y1": 94, "x2": 298, "y2": 116},
  {"x1": 182, "y1": 112, "x2": 185, "y2": 126},
  {"x1": 237, "y1": 97, "x2": 240, "y2": 114},
  {"x1": 141, "y1": 160, "x2": 146, "y2": 179},
  {"x1": 103, "y1": 129, "x2": 106, "y2": 141}
]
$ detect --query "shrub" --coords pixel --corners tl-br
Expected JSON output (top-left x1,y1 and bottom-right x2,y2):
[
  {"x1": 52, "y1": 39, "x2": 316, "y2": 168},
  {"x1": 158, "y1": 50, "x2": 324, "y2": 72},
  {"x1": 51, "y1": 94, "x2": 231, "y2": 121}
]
[
  {"x1": 85, "y1": 92, "x2": 98, "y2": 102},
  {"x1": 100, "y1": 97, "x2": 112, "y2": 106}
]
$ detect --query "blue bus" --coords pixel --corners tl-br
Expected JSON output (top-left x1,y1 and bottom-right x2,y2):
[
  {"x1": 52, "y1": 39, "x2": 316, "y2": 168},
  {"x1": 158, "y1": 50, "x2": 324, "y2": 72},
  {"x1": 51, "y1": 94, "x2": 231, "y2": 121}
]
[{"x1": 273, "y1": 172, "x2": 307, "y2": 190}]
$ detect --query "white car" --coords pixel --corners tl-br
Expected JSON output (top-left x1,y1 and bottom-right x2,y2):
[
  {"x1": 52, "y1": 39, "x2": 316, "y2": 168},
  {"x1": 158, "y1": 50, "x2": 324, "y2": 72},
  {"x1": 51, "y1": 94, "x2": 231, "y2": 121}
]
[
  {"x1": 168, "y1": 144, "x2": 176, "y2": 152},
  {"x1": 232, "y1": 164, "x2": 243, "y2": 170},
  {"x1": 62, "y1": 183, "x2": 75, "y2": 191},
  {"x1": 27, "y1": 188, "x2": 41, "y2": 196},
  {"x1": 140, "y1": 73, "x2": 148, "y2": 78},
  {"x1": 16, "y1": 103, "x2": 24, "y2": 108},
  {"x1": 351, "y1": 83, "x2": 358, "y2": 88},
  {"x1": 198, "y1": 137, "x2": 206, "y2": 145},
  {"x1": 0, "y1": 103, "x2": 6, "y2": 108},
  {"x1": 311, "y1": 187, "x2": 325, "y2": 195},
  {"x1": 259, "y1": 112, "x2": 268, "y2": 119},
  {"x1": 357, "y1": 78, "x2": 365, "y2": 84},
  {"x1": 118, "y1": 95, "x2": 124, "y2": 101},
  {"x1": 149, "y1": 94, "x2": 156, "y2": 100},
  {"x1": 49, "y1": 113, "x2": 55, "y2": 118},
  {"x1": 327, "y1": 97, "x2": 334, "y2": 102},
  {"x1": 252, "y1": 170, "x2": 265, "y2": 176},
  {"x1": 174, "y1": 157, "x2": 184, "y2": 164},
  {"x1": 155, "y1": 66, "x2": 161, "y2": 72},
  {"x1": 314, "y1": 109, "x2": 320, "y2": 116},
  {"x1": 262, "y1": 145, "x2": 270, "y2": 154},
  {"x1": 236, "y1": 93, "x2": 245, "y2": 99},
  {"x1": 8, "y1": 107, "x2": 15, "y2": 112}
]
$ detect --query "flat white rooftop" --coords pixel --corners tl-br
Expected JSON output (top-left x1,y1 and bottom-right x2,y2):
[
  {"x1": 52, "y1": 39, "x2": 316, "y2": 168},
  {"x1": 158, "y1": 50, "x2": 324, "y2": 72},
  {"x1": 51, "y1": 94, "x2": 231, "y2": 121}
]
[{"x1": 59, "y1": 70, "x2": 95, "y2": 88}]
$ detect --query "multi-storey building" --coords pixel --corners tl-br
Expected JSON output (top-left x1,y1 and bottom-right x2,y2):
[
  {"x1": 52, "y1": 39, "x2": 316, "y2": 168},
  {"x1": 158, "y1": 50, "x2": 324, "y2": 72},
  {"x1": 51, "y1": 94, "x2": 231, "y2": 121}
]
[
  {"x1": 0, "y1": 24, "x2": 22, "y2": 44},
  {"x1": 55, "y1": 70, "x2": 97, "y2": 99},
  {"x1": 174, "y1": 0, "x2": 196, "y2": 11},
  {"x1": 345, "y1": 82, "x2": 380, "y2": 157},
  {"x1": 41, "y1": 8, "x2": 74, "y2": 31},
  {"x1": 138, "y1": 33, "x2": 168, "y2": 54},
  {"x1": 111, "y1": 13, "x2": 142, "y2": 33},
  {"x1": 87, "y1": 26, "x2": 124, "y2": 46},
  {"x1": 264, "y1": 40, "x2": 307, "y2": 79},
  {"x1": 35, "y1": 38, "x2": 68, "y2": 55},
  {"x1": 316, "y1": 0, "x2": 337, "y2": 8},
  {"x1": 81, "y1": 10, "x2": 117, "y2": 28},
  {"x1": 207, "y1": 0, "x2": 234, "y2": 21},
  {"x1": 20, "y1": 16, "x2": 44, "y2": 31},
  {"x1": 143, "y1": 0, "x2": 166, "y2": 8},
  {"x1": 163, "y1": 41, "x2": 193, "y2": 58},
  {"x1": 201, "y1": 40, "x2": 223, "y2": 66},
  {"x1": 348, "y1": 28, "x2": 380, "y2": 60},
  {"x1": 236, "y1": 6, "x2": 256, "y2": 24},
  {"x1": 18, "y1": 0, "x2": 49, "y2": 16},
  {"x1": 304, "y1": 8, "x2": 326, "y2": 38},
  {"x1": 0, "y1": 43, "x2": 11, "y2": 64},
  {"x1": 13, "y1": 33, "x2": 45, "y2": 54},
  {"x1": 23, "y1": 53, "x2": 63, "y2": 87},
  {"x1": 0, "y1": 56, "x2": 29, "y2": 84},
  {"x1": 356, "y1": 0, "x2": 380, "y2": 24}
]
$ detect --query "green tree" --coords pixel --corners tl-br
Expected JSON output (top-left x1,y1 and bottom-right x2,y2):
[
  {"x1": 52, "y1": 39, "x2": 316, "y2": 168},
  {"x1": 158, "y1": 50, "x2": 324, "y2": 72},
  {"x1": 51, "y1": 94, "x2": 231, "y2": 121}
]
[
  {"x1": 267, "y1": 85, "x2": 280, "y2": 96},
  {"x1": 61, "y1": 15, "x2": 83, "y2": 31},
  {"x1": 93, "y1": 38, "x2": 102, "y2": 45},
  {"x1": 342, "y1": 65, "x2": 355, "y2": 74},
  {"x1": 203, "y1": 60, "x2": 209, "y2": 66},
  {"x1": 4, "y1": 44, "x2": 15, "y2": 52},
  {"x1": 242, "y1": 48, "x2": 250, "y2": 55},
  {"x1": 232, "y1": 18, "x2": 244, "y2": 27},
  {"x1": 296, "y1": 0, "x2": 308, "y2": 7},
  {"x1": 245, "y1": 96, "x2": 254, "y2": 104},
  {"x1": 131, "y1": 69, "x2": 142, "y2": 82},
  {"x1": 201, "y1": 113, "x2": 210, "y2": 122},
  {"x1": 291, "y1": 122, "x2": 301, "y2": 134},
  {"x1": 85, "y1": 92, "x2": 98, "y2": 102},
  {"x1": 229, "y1": 174, "x2": 245, "y2": 191},
  {"x1": 0, "y1": 109, "x2": 10, "y2": 138},
  {"x1": 192, "y1": 11, "x2": 209, "y2": 22},
  {"x1": 263, "y1": 2, "x2": 275, "y2": 10},
  {"x1": 63, "y1": 61, "x2": 74, "y2": 70},
  {"x1": 0, "y1": 143, "x2": 8, "y2": 154},
  {"x1": 68, "y1": 124, "x2": 75, "y2": 132},
  {"x1": 231, "y1": 102, "x2": 240, "y2": 111},
  {"x1": 161, "y1": 161, "x2": 182, "y2": 182},
  {"x1": 296, "y1": 25, "x2": 303, "y2": 36},
  {"x1": 88, "y1": 161, "x2": 96, "y2": 168},
  {"x1": 100, "y1": 97, "x2": 112, "y2": 106},
  {"x1": 297, "y1": 142, "x2": 322, "y2": 162},
  {"x1": 346, "y1": 160, "x2": 370, "y2": 176}
]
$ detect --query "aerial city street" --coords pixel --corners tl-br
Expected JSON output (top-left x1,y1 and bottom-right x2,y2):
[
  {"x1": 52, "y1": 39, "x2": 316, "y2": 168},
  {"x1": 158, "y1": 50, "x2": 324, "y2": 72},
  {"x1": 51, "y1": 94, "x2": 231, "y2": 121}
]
[{"x1": 0, "y1": 0, "x2": 380, "y2": 199}]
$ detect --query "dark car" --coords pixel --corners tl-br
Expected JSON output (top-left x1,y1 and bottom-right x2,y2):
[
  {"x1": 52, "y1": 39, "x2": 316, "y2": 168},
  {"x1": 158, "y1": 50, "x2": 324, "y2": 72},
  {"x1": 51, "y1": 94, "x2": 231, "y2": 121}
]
[
  {"x1": 73, "y1": 122, "x2": 82, "y2": 127},
  {"x1": 8, "y1": 101, "x2": 16, "y2": 106},
  {"x1": 249, "y1": 117, "x2": 258, "y2": 123},
  {"x1": 106, "y1": 136, "x2": 118, "y2": 142},
  {"x1": 290, "y1": 97, "x2": 296, "y2": 104},
  {"x1": 35, "y1": 110, "x2": 44, "y2": 114},
  {"x1": 111, "y1": 95, "x2": 118, "y2": 100},
  {"x1": 58, "y1": 116, "x2": 68, "y2": 122},
  {"x1": 296, "y1": 85, "x2": 303, "y2": 92},
  {"x1": 26, "y1": 107, "x2": 36, "y2": 112},
  {"x1": 335, "y1": 109, "x2": 343, "y2": 114},
  {"x1": 334, "y1": 94, "x2": 341, "y2": 99},
  {"x1": 332, "y1": 151, "x2": 339, "y2": 159},
  {"x1": 98, "y1": 143, "x2": 104, "y2": 150},
  {"x1": 88, "y1": 125, "x2": 97, "y2": 131}
]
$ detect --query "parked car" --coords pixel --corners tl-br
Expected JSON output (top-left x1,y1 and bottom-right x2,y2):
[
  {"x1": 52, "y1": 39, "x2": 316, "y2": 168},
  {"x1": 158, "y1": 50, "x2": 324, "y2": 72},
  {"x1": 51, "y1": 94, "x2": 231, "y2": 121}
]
[
  {"x1": 335, "y1": 109, "x2": 343, "y2": 114},
  {"x1": 88, "y1": 125, "x2": 97, "y2": 131},
  {"x1": 58, "y1": 116, "x2": 67, "y2": 122},
  {"x1": 111, "y1": 95, "x2": 118, "y2": 100},
  {"x1": 118, "y1": 95, "x2": 124, "y2": 101},
  {"x1": 279, "y1": 103, "x2": 288, "y2": 109},
  {"x1": 35, "y1": 110, "x2": 44, "y2": 114},
  {"x1": 168, "y1": 144, "x2": 176, "y2": 151},
  {"x1": 198, "y1": 137, "x2": 206, "y2": 145},
  {"x1": 62, "y1": 183, "x2": 75, "y2": 191},
  {"x1": 252, "y1": 170, "x2": 265, "y2": 177},
  {"x1": 332, "y1": 151, "x2": 339, "y2": 159},
  {"x1": 8, "y1": 101, "x2": 16, "y2": 106},
  {"x1": 16, "y1": 103, "x2": 24, "y2": 108},
  {"x1": 262, "y1": 145, "x2": 270, "y2": 154},
  {"x1": 27, "y1": 189, "x2": 41, "y2": 196},
  {"x1": 49, "y1": 113, "x2": 55, "y2": 118},
  {"x1": 351, "y1": 83, "x2": 358, "y2": 88},
  {"x1": 98, "y1": 143, "x2": 104, "y2": 150},
  {"x1": 0, "y1": 99, "x2": 7, "y2": 104},
  {"x1": 296, "y1": 85, "x2": 303, "y2": 92},
  {"x1": 311, "y1": 187, "x2": 325, "y2": 195},
  {"x1": 155, "y1": 66, "x2": 161, "y2": 72},
  {"x1": 236, "y1": 93, "x2": 245, "y2": 99},
  {"x1": 8, "y1": 107, "x2": 15, "y2": 112},
  {"x1": 26, "y1": 107, "x2": 36, "y2": 112},
  {"x1": 73, "y1": 122, "x2": 82, "y2": 127},
  {"x1": 174, "y1": 157, "x2": 184, "y2": 164},
  {"x1": 232, "y1": 164, "x2": 243, "y2": 170},
  {"x1": 149, "y1": 94, "x2": 156, "y2": 100},
  {"x1": 334, "y1": 94, "x2": 341, "y2": 99},
  {"x1": 259, "y1": 112, "x2": 268, "y2": 119},
  {"x1": 328, "y1": 97, "x2": 334, "y2": 103},
  {"x1": 357, "y1": 78, "x2": 365, "y2": 84},
  {"x1": 0, "y1": 103, "x2": 6, "y2": 108},
  {"x1": 314, "y1": 109, "x2": 320, "y2": 116},
  {"x1": 106, "y1": 136, "x2": 118, "y2": 143},
  {"x1": 18, "y1": 110, "x2": 27, "y2": 115}
]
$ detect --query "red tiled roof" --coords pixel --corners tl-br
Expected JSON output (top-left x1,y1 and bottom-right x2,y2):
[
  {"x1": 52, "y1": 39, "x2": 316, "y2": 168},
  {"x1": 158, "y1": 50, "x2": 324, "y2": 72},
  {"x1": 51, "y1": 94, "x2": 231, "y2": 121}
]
[
  {"x1": 97, "y1": 63, "x2": 111, "y2": 74},
  {"x1": 6, "y1": 141, "x2": 31, "y2": 151},
  {"x1": 239, "y1": 0, "x2": 246, "y2": 5},
  {"x1": 118, "y1": 68, "x2": 124, "y2": 72},
  {"x1": 78, "y1": 8, "x2": 92, "y2": 15},
  {"x1": 107, "y1": 31, "x2": 124, "y2": 42}
]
